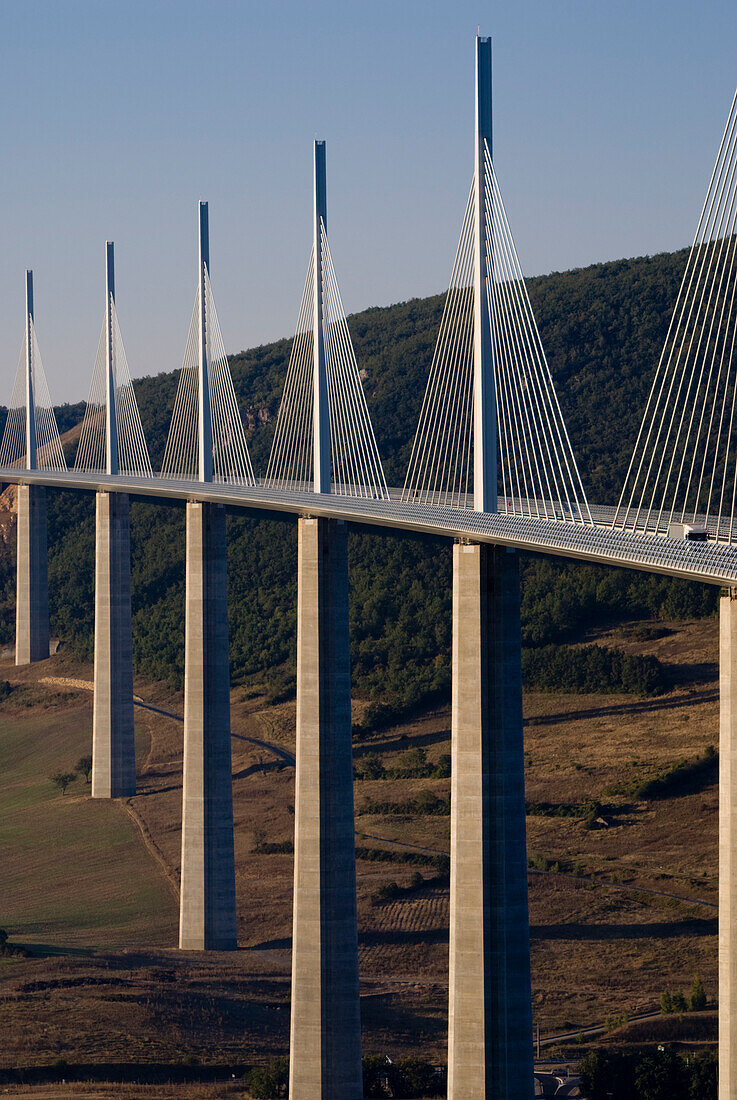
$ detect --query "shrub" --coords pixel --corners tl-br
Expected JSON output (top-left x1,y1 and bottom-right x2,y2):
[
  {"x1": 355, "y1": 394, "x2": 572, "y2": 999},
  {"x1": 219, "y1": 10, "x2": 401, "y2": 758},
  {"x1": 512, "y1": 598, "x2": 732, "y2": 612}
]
[
  {"x1": 254, "y1": 840, "x2": 294, "y2": 855},
  {"x1": 632, "y1": 747, "x2": 717, "y2": 800},
  {"x1": 246, "y1": 1057, "x2": 289, "y2": 1098},
  {"x1": 76, "y1": 755, "x2": 93, "y2": 783},
  {"x1": 688, "y1": 974, "x2": 707, "y2": 1011},
  {"x1": 362, "y1": 1055, "x2": 445, "y2": 1098},
  {"x1": 374, "y1": 881, "x2": 402, "y2": 902},
  {"x1": 50, "y1": 772, "x2": 77, "y2": 796},
  {"x1": 361, "y1": 790, "x2": 450, "y2": 816},
  {"x1": 355, "y1": 752, "x2": 386, "y2": 780},
  {"x1": 434, "y1": 753, "x2": 451, "y2": 778},
  {"x1": 355, "y1": 846, "x2": 449, "y2": 876}
]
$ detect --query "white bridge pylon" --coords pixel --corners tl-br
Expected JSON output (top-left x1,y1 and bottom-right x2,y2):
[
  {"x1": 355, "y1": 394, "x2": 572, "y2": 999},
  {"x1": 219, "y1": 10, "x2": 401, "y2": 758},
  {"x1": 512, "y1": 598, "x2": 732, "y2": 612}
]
[
  {"x1": 0, "y1": 271, "x2": 66, "y2": 473},
  {"x1": 75, "y1": 243, "x2": 152, "y2": 478},
  {"x1": 402, "y1": 38, "x2": 591, "y2": 525},
  {"x1": 265, "y1": 141, "x2": 389, "y2": 499},
  {"x1": 161, "y1": 202, "x2": 255, "y2": 486}
]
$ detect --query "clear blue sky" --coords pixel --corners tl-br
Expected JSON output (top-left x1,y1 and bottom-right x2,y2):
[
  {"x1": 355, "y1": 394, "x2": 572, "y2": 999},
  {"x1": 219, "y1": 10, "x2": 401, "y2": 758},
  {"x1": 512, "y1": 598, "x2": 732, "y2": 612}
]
[{"x1": 1, "y1": 0, "x2": 736, "y2": 401}]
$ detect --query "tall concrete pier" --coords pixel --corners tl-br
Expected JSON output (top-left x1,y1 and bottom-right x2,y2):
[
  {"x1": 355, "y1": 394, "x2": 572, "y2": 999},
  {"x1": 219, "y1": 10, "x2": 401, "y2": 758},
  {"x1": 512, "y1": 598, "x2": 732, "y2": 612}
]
[
  {"x1": 720, "y1": 589, "x2": 737, "y2": 1100},
  {"x1": 179, "y1": 500, "x2": 237, "y2": 950},
  {"x1": 15, "y1": 482, "x2": 49, "y2": 665},
  {"x1": 289, "y1": 515, "x2": 362, "y2": 1100},
  {"x1": 448, "y1": 542, "x2": 533, "y2": 1100},
  {"x1": 92, "y1": 243, "x2": 136, "y2": 798},
  {"x1": 92, "y1": 491, "x2": 135, "y2": 797}
]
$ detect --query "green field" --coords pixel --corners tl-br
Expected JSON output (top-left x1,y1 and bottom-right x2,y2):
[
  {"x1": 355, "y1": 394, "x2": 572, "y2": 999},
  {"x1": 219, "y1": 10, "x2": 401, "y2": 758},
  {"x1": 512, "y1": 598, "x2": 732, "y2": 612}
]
[{"x1": 0, "y1": 698, "x2": 175, "y2": 948}]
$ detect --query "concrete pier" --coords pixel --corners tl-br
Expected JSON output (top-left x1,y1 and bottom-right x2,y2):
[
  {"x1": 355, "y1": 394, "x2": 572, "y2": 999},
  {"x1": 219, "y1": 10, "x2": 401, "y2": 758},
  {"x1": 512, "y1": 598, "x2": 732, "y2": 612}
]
[
  {"x1": 92, "y1": 491, "x2": 135, "y2": 798},
  {"x1": 15, "y1": 483, "x2": 49, "y2": 665},
  {"x1": 720, "y1": 588, "x2": 737, "y2": 1100},
  {"x1": 448, "y1": 541, "x2": 533, "y2": 1100},
  {"x1": 289, "y1": 516, "x2": 362, "y2": 1100},
  {"x1": 179, "y1": 500, "x2": 237, "y2": 951}
]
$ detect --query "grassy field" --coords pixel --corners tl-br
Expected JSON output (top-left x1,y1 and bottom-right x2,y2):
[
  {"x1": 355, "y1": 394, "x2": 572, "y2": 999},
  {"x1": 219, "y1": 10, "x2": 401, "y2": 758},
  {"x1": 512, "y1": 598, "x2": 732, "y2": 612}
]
[{"x1": 0, "y1": 616, "x2": 721, "y2": 1071}]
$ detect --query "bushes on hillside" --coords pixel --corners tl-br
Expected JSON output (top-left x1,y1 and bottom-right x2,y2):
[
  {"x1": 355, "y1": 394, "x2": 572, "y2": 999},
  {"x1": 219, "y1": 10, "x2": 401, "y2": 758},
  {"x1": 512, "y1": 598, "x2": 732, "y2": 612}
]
[
  {"x1": 615, "y1": 747, "x2": 717, "y2": 800},
  {"x1": 580, "y1": 1047, "x2": 716, "y2": 1100},
  {"x1": 522, "y1": 643, "x2": 665, "y2": 696},
  {"x1": 246, "y1": 1055, "x2": 445, "y2": 1098}
]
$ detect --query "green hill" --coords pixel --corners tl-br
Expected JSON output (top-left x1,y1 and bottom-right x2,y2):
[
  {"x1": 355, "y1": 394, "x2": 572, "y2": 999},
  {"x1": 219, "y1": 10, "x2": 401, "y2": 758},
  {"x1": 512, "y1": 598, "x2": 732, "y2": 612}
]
[{"x1": 0, "y1": 246, "x2": 717, "y2": 709}]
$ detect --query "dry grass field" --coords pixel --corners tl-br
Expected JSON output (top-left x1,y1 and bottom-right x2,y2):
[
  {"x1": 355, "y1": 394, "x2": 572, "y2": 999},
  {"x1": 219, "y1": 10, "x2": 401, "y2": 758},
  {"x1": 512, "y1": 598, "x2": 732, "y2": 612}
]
[{"x1": 0, "y1": 615, "x2": 721, "y2": 1075}]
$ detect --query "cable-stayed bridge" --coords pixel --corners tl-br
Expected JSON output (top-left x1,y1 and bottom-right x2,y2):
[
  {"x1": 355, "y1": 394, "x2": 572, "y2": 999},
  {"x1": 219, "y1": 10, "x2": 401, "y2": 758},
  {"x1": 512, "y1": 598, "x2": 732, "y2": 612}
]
[{"x1": 2, "y1": 36, "x2": 737, "y2": 1100}]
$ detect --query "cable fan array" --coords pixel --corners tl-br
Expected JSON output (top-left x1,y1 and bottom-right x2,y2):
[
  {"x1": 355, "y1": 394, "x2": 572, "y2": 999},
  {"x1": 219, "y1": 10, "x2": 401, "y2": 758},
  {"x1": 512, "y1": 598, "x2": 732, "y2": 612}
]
[
  {"x1": 74, "y1": 299, "x2": 152, "y2": 476},
  {"x1": 615, "y1": 88, "x2": 737, "y2": 543},
  {"x1": 265, "y1": 223, "x2": 388, "y2": 498},
  {"x1": 161, "y1": 268, "x2": 255, "y2": 484},
  {"x1": 0, "y1": 322, "x2": 66, "y2": 471},
  {"x1": 402, "y1": 142, "x2": 591, "y2": 524}
]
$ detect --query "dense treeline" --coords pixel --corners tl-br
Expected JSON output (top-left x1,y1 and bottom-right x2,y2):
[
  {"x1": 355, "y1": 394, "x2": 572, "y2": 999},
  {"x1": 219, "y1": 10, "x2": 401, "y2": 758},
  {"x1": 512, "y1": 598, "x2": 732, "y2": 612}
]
[
  {"x1": 522, "y1": 644, "x2": 665, "y2": 696},
  {"x1": 580, "y1": 1047, "x2": 716, "y2": 1100},
  {"x1": 0, "y1": 246, "x2": 718, "y2": 701}
]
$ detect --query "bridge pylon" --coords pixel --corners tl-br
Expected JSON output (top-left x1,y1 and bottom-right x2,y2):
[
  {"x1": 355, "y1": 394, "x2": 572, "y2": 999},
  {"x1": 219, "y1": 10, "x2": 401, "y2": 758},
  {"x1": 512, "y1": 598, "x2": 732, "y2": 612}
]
[
  {"x1": 178, "y1": 205, "x2": 237, "y2": 951},
  {"x1": 288, "y1": 143, "x2": 363, "y2": 1100},
  {"x1": 446, "y1": 39, "x2": 533, "y2": 1100},
  {"x1": 89, "y1": 243, "x2": 136, "y2": 799},
  {"x1": 12, "y1": 272, "x2": 55, "y2": 665}
]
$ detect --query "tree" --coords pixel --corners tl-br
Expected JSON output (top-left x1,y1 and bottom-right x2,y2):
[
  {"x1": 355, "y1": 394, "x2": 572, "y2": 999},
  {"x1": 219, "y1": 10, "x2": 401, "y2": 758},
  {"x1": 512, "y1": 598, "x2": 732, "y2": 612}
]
[
  {"x1": 0, "y1": 929, "x2": 8, "y2": 953},
  {"x1": 579, "y1": 1050, "x2": 637, "y2": 1100},
  {"x1": 672, "y1": 990, "x2": 688, "y2": 1013},
  {"x1": 688, "y1": 974, "x2": 707, "y2": 1011},
  {"x1": 356, "y1": 752, "x2": 385, "y2": 780},
  {"x1": 246, "y1": 1057, "x2": 289, "y2": 1099},
  {"x1": 51, "y1": 772, "x2": 76, "y2": 796},
  {"x1": 688, "y1": 1049, "x2": 717, "y2": 1099},
  {"x1": 76, "y1": 755, "x2": 93, "y2": 784},
  {"x1": 634, "y1": 1047, "x2": 688, "y2": 1100},
  {"x1": 395, "y1": 1056, "x2": 440, "y2": 1096},
  {"x1": 660, "y1": 990, "x2": 673, "y2": 1014}
]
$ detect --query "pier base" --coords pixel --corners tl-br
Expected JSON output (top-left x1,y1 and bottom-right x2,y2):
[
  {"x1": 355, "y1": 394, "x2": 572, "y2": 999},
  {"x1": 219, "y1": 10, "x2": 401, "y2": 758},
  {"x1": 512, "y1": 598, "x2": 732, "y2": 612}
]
[
  {"x1": 289, "y1": 516, "x2": 362, "y2": 1100},
  {"x1": 448, "y1": 542, "x2": 533, "y2": 1100},
  {"x1": 92, "y1": 492, "x2": 136, "y2": 798},
  {"x1": 720, "y1": 589, "x2": 737, "y2": 1100},
  {"x1": 179, "y1": 501, "x2": 237, "y2": 951},
  {"x1": 15, "y1": 483, "x2": 49, "y2": 666}
]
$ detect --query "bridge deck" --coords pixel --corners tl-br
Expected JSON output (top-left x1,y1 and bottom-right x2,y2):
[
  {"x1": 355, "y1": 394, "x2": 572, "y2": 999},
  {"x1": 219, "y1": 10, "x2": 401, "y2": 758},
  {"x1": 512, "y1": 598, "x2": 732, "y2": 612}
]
[{"x1": 2, "y1": 468, "x2": 737, "y2": 587}]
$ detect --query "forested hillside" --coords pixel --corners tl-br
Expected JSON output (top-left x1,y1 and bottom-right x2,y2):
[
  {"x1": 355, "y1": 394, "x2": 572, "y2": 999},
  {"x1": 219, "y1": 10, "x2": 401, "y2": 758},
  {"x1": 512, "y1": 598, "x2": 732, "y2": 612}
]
[{"x1": 0, "y1": 245, "x2": 717, "y2": 709}]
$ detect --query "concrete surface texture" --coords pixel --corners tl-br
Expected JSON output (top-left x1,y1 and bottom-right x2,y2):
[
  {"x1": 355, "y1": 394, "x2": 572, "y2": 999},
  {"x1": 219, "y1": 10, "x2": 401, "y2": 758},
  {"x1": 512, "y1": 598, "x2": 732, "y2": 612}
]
[
  {"x1": 92, "y1": 491, "x2": 136, "y2": 798},
  {"x1": 448, "y1": 541, "x2": 533, "y2": 1100},
  {"x1": 15, "y1": 482, "x2": 49, "y2": 666},
  {"x1": 289, "y1": 516, "x2": 363, "y2": 1099},
  {"x1": 179, "y1": 501, "x2": 237, "y2": 951}
]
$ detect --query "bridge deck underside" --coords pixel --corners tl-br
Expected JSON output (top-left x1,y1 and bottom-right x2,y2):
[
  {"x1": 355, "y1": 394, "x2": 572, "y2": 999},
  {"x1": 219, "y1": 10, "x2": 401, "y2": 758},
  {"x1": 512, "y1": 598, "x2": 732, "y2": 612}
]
[{"x1": 2, "y1": 468, "x2": 737, "y2": 587}]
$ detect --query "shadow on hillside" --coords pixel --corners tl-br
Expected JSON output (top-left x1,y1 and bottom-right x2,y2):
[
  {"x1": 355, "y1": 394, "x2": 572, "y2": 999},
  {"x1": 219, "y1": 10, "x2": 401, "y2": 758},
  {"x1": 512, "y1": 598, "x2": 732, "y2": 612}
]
[
  {"x1": 22, "y1": 943, "x2": 96, "y2": 959},
  {"x1": 662, "y1": 660, "x2": 718, "y2": 689},
  {"x1": 526, "y1": 689, "x2": 718, "y2": 728},
  {"x1": 249, "y1": 936, "x2": 292, "y2": 951},
  {"x1": 359, "y1": 928, "x2": 449, "y2": 947},
  {"x1": 530, "y1": 917, "x2": 716, "y2": 942},
  {"x1": 359, "y1": 997, "x2": 446, "y2": 1041},
  {"x1": 354, "y1": 729, "x2": 450, "y2": 758}
]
